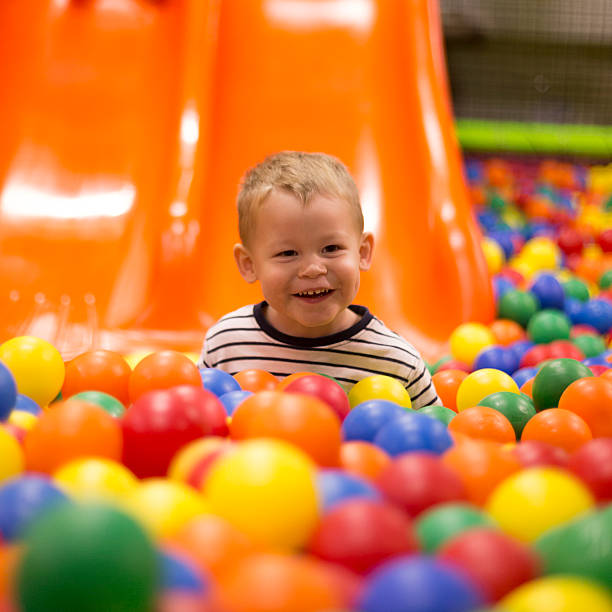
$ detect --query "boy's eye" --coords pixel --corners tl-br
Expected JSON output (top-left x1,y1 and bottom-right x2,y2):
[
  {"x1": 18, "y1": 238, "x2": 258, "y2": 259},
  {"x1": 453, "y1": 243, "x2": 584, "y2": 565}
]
[
  {"x1": 322, "y1": 244, "x2": 341, "y2": 253},
  {"x1": 276, "y1": 250, "x2": 297, "y2": 257}
]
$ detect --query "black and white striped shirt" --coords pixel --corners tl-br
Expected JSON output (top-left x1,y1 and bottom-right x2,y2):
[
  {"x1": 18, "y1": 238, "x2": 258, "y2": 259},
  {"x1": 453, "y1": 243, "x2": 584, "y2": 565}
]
[{"x1": 198, "y1": 302, "x2": 440, "y2": 409}]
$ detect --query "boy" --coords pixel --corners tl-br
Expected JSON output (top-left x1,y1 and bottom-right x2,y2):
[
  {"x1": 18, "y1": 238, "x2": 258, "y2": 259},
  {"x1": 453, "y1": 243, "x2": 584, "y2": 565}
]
[{"x1": 198, "y1": 151, "x2": 440, "y2": 409}]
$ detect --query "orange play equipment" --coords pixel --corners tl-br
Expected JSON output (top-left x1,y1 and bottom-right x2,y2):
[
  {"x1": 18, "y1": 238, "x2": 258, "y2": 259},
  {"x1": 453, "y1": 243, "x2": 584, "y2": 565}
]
[{"x1": 0, "y1": 0, "x2": 493, "y2": 361}]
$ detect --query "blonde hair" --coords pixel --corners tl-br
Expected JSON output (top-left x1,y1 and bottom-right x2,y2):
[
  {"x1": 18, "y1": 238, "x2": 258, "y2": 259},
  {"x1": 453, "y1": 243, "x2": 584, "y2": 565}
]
[{"x1": 237, "y1": 151, "x2": 363, "y2": 245}]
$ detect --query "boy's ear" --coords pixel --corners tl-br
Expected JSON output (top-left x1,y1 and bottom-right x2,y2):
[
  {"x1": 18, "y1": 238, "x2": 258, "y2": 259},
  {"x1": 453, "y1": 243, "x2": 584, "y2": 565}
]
[
  {"x1": 233, "y1": 243, "x2": 258, "y2": 283},
  {"x1": 359, "y1": 232, "x2": 374, "y2": 271}
]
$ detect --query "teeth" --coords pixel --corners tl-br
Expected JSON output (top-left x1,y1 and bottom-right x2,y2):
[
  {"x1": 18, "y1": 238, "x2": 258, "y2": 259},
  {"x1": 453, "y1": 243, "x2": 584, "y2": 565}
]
[{"x1": 298, "y1": 289, "x2": 329, "y2": 296}]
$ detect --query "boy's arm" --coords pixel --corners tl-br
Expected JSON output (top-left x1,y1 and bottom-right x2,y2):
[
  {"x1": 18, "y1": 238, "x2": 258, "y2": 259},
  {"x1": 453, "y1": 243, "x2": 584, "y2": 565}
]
[
  {"x1": 407, "y1": 360, "x2": 441, "y2": 409},
  {"x1": 196, "y1": 338, "x2": 211, "y2": 369}
]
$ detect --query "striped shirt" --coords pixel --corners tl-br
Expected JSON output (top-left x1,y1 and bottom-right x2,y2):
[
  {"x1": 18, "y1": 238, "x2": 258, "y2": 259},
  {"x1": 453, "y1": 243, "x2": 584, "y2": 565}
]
[{"x1": 198, "y1": 302, "x2": 440, "y2": 409}]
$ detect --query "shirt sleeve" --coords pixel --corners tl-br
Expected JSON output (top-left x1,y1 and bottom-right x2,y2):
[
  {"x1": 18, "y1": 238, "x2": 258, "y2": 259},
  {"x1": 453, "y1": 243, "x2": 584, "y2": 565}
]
[
  {"x1": 406, "y1": 361, "x2": 441, "y2": 409},
  {"x1": 196, "y1": 337, "x2": 211, "y2": 369}
]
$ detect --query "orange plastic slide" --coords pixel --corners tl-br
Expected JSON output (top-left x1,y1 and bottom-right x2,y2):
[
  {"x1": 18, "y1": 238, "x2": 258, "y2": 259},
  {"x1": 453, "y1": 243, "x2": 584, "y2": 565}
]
[{"x1": 0, "y1": 0, "x2": 493, "y2": 362}]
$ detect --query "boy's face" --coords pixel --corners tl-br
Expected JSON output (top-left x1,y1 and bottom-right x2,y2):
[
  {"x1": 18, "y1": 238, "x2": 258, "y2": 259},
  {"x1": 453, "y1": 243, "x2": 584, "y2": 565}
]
[{"x1": 234, "y1": 190, "x2": 373, "y2": 338}]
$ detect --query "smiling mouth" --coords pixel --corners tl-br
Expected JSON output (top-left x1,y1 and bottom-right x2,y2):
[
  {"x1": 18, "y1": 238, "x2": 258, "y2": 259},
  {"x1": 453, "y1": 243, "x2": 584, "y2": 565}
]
[{"x1": 294, "y1": 289, "x2": 333, "y2": 298}]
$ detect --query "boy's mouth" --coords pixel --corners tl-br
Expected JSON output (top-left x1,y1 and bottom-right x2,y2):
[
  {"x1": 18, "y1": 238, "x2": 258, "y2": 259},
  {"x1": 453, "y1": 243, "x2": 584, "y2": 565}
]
[{"x1": 293, "y1": 289, "x2": 333, "y2": 298}]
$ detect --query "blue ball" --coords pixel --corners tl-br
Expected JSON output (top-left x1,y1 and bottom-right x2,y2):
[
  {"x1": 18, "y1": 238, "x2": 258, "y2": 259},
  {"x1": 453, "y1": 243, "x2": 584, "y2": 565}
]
[
  {"x1": 512, "y1": 366, "x2": 539, "y2": 388},
  {"x1": 0, "y1": 362, "x2": 17, "y2": 422},
  {"x1": 530, "y1": 273, "x2": 565, "y2": 311},
  {"x1": 564, "y1": 297, "x2": 584, "y2": 324},
  {"x1": 198, "y1": 368, "x2": 241, "y2": 397},
  {"x1": 342, "y1": 400, "x2": 406, "y2": 443},
  {"x1": 15, "y1": 394, "x2": 41, "y2": 416},
  {"x1": 473, "y1": 345, "x2": 519, "y2": 375},
  {"x1": 477, "y1": 210, "x2": 499, "y2": 232},
  {"x1": 0, "y1": 476, "x2": 69, "y2": 541},
  {"x1": 487, "y1": 229, "x2": 515, "y2": 259},
  {"x1": 159, "y1": 551, "x2": 208, "y2": 594},
  {"x1": 574, "y1": 299, "x2": 612, "y2": 335},
  {"x1": 359, "y1": 555, "x2": 484, "y2": 612},
  {"x1": 317, "y1": 469, "x2": 381, "y2": 512},
  {"x1": 508, "y1": 340, "x2": 535, "y2": 362},
  {"x1": 583, "y1": 356, "x2": 610, "y2": 367},
  {"x1": 492, "y1": 276, "x2": 516, "y2": 301},
  {"x1": 219, "y1": 390, "x2": 253, "y2": 416},
  {"x1": 373, "y1": 413, "x2": 453, "y2": 457}
]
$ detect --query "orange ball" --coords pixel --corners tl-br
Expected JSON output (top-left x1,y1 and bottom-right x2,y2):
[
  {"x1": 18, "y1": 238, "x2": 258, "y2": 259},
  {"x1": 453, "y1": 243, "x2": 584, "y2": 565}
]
[
  {"x1": 276, "y1": 372, "x2": 317, "y2": 391},
  {"x1": 442, "y1": 438, "x2": 522, "y2": 506},
  {"x1": 521, "y1": 408, "x2": 593, "y2": 453},
  {"x1": 489, "y1": 319, "x2": 527, "y2": 346},
  {"x1": 215, "y1": 553, "x2": 342, "y2": 612},
  {"x1": 24, "y1": 399, "x2": 122, "y2": 474},
  {"x1": 339, "y1": 441, "x2": 391, "y2": 481},
  {"x1": 448, "y1": 406, "x2": 516, "y2": 444},
  {"x1": 166, "y1": 515, "x2": 259, "y2": 578},
  {"x1": 230, "y1": 391, "x2": 342, "y2": 467},
  {"x1": 128, "y1": 351, "x2": 201, "y2": 404},
  {"x1": 431, "y1": 369, "x2": 468, "y2": 413},
  {"x1": 520, "y1": 377, "x2": 535, "y2": 399},
  {"x1": 234, "y1": 369, "x2": 278, "y2": 392},
  {"x1": 62, "y1": 350, "x2": 131, "y2": 406},
  {"x1": 601, "y1": 369, "x2": 612, "y2": 383},
  {"x1": 558, "y1": 377, "x2": 612, "y2": 438}
]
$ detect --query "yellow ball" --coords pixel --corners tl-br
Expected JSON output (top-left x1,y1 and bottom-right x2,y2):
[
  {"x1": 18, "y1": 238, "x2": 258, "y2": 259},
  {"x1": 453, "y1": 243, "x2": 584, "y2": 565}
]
[
  {"x1": 0, "y1": 336, "x2": 64, "y2": 407},
  {"x1": 122, "y1": 351, "x2": 152, "y2": 370},
  {"x1": 508, "y1": 256, "x2": 537, "y2": 281},
  {"x1": 204, "y1": 439, "x2": 319, "y2": 550},
  {"x1": 486, "y1": 467, "x2": 594, "y2": 543},
  {"x1": 54, "y1": 458, "x2": 138, "y2": 503},
  {"x1": 456, "y1": 368, "x2": 519, "y2": 412},
  {"x1": 348, "y1": 375, "x2": 412, "y2": 409},
  {"x1": 482, "y1": 237, "x2": 505, "y2": 274},
  {"x1": 8, "y1": 410, "x2": 37, "y2": 431},
  {"x1": 449, "y1": 323, "x2": 496, "y2": 368},
  {"x1": 123, "y1": 478, "x2": 210, "y2": 538},
  {"x1": 502, "y1": 576, "x2": 612, "y2": 612},
  {"x1": 167, "y1": 436, "x2": 228, "y2": 483},
  {"x1": 0, "y1": 426, "x2": 23, "y2": 483},
  {"x1": 521, "y1": 237, "x2": 561, "y2": 271}
]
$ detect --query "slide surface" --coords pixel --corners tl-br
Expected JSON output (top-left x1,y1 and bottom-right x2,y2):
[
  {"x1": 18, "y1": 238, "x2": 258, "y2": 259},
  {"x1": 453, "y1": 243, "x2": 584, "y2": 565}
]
[{"x1": 0, "y1": 0, "x2": 493, "y2": 361}]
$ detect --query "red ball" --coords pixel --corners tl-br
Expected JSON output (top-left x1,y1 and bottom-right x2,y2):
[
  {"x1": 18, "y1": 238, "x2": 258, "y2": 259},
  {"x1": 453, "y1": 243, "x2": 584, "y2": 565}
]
[
  {"x1": 511, "y1": 440, "x2": 569, "y2": 469},
  {"x1": 571, "y1": 324, "x2": 600, "y2": 338},
  {"x1": 307, "y1": 499, "x2": 418, "y2": 574},
  {"x1": 597, "y1": 228, "x2": 612, "y2": 253},
  {"x1": 376, "y1": 452, "x2": 467, "y2": 517},
  {"x1": 122, "y1": 386, "x2": 227, "y2": 478},
  {"x1": 519, "y1": 344, "x2": 552, "y2": 369},
  {"x1": 569, "y1": 438, "x2": 612, "y2": 502},
  {"x1": 556, "y1": 227, "x2": 585, "y2": 256},
  {"x1": 591, "y1": 365, "x2": 611, "y2": 376},
  {"x1": 284, "y1": 374, "x2": 350, "y2": 422},
  {"x1": 547, "y1": 340, "x2": 585, "y2": 361},
  {"x1": 436, "y1": 360, "x2": 472, "y2": 374},
  {"x1": 438, "y1": 528, "x2": 541, "y2": 602}
]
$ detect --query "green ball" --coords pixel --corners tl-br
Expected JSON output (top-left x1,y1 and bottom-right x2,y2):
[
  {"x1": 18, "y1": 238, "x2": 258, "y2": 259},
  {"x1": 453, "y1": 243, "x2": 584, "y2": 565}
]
[
  {"x1": 488, "y1": 193, "x2": 507, "y2": 213},
  {"x1": 563, "y1": 278, "x2": 590, "y2": 302},
  {"x1": 531, "y1": 358, "x2": 593, "y2": 411},
  {"x1": 17, "y1": 503, "x2": 158, "y2": 612},
  {"x1": 71, "y1": 391, "x2": 126, "y2": 418},
  {"x1": 571, "y1": 334, "x2": 607, "y2": 359},
  {"x1": 430, "y1": 355, "x2": 452, "y2": 374},
  {"x1": 497, "y1": 289, "x2": 539, "y2": 328},
  {"x1": 415, "y1": 502, "x2": 495, "y2": 554},
  {"x1": 535, "y1": 507, "x2": 612, "y2": 588},
  {"x1": 478, "y1": 391, "x2": 536, "y2": 438},
  {"x1": 600, "y1": 269, "x2": 612, "y2": 290},
  {"x1": 417, "y1": 405, "x2": 456, "y2": 426},
  {"x1": 527, "y1": 309, "x2": 571, "y2": 344}
]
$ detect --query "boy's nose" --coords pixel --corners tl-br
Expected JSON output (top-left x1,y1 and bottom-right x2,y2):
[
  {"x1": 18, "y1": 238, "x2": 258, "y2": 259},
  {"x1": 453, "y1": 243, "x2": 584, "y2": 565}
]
[{"x1": 299, "y1": 259, "x2": 327, "y2": 278}]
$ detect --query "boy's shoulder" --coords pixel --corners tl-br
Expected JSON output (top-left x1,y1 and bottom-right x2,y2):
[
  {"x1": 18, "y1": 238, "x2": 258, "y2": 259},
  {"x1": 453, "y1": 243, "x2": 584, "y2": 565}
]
[{"x1": 205, "y1": 304, "x2": 259, "y2": 338}]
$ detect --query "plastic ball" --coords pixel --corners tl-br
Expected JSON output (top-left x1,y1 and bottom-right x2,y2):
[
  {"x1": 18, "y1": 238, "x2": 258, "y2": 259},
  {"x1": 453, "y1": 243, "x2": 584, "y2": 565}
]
[
  {"x1": 489, "y1": 319, "x2": 526, "y2": 345},
  {"x1": 204, "y1": 439, "x2": 319, "y2": 549},
  {"x1": 416, "y1": 502, "x2": 495, "y2": 554},
  {"x1": 16, "y1": 503, "x2": 158, "y2": 612},
  {"x1": 0, "y1": 476, "x2": 68, "y2": 541},
  {"x1": 62, "y1": 350, "x2": 131, "y2": 406},
  {"x1": 8, "y1": 410, "x2": 37, "y2": 432},
  {"x1": 497, "y1": 289, "x2": 539, "y2": 327},
  {"x1": 218, "y1": 389, "x2": 252, "y2": 416},
  {"x1": 438, "y1": 527, "x2": 541, "y2": 602},
  {"x1": 0, "y1": 362, "x2": 17, "y2": 422},
  {"x1": 417, "y1": 404, "x2": 457, "y2": 425},
  {"x1": 308, "y1": 498, "x2": 418, "y2": 575},
  {"x1": 122, "y1": 386, "x2": 228, "y2": 478},
  {"x1": 373, "y1": 412, "x2": 453, "y2": 456},
  {"x1": 159, "y1": 550, "x2": 207, "y2": 595},
  {"x1": 167, "y1": 436, "x2": 231, "y2": 485},
  {"x1": 449, "y1": 322, "x2": 496, "y2": 367},
  {"x1": 531, "y1": 358, "x2": 593, "y2": 410},
  {"x1": 431, "y1": 370, "x2": 468, "y2": 412},
  {"x1": 128, "y1": 351, "x2": 201, "y2": 404},
  {"x1": 509, "y1": 339, "x2": 535, "y2": 362},
  {"x1": 14, "y1": 394, "x2": 41, "y2": 415},
  {"x1": 522, "y1": 408, "x2": 592, "y2": 453},
  {"x1": 473, "y1": 345, "x2": 519, "y2": 375},
  {"x1": 199, "y1": 367, "x2": 241, "y2": 397},
  {"x1": 492, "y1": 276, "x2": 516, "y2": 300},
  {"x1": 348, "y1": 375, "x2": 412, "y2": 409},
  {"x1": 501, "y1": 576, "x2": 612, "y2": 612},
  {"x1": 284, "y1": 374, "x2": 350, "y2": 421},
  {"x1": 478, "y1": 391, "x2": 536, "y2": 437},
  {"x1": 275, "y1": 371, "x2": 317, "y2": 390},
  {"x1": 574, "y1": 333, "x2": 607, "y2": 358},
  {"x1": 557, "y1": 227, "x2": 586, "y2": 256},
  {"x1": 0, "y1": 426, "x2": 24, "y2": 482},
  {"x1": 482, "y1": 237, "x2": 505, "y2": 274},
  {"x1": 511, "y1": 367, "x2": 539, "y2": 388},
  {"x1": 547, "y1": 339, "x2": 586, "y2": 361},
  {"x1": 558, "y1": 376, "x2": 612, "y2": 437},
  {"x1": 600, "y1": 269, "x2": 612, "y2": 290},
  {"x1": 512, "y1": 440, "x2": 569, "y2": 468},
  {"x1": 230, "y1": 390, "x2": 342, "y2": 467},
  {"x1": 339, "y1": 441, "x2": 391, "y2": 481},
  {"x1": 0, "y1": 336, "x2": 64, "y2": 407},
  {"x1": 448, "y1": 405, "x2": 516, "y2": 444},
  {"x1": 317, "y1": 469, "x2": 380, "y2": 511},
  {"x1": 569, "y1": 438, "x2": 612, "y2": 502},
  {"x1": 563, "y1": 277, "x2": 590, "y2": 302},
  {"x1": 456, "y1": 368, "x2": 520, "y2": 412},
  {"x1": 376, "y1": 453, "x2": 466, "y2": 517},
  {"x1": 435, "y1": 359, "x2": 472, "y2": 373},
  {"x1": 71, "y1": 390, "x2": 125, "y2": 417},
  {"x1": 521, "y1": 236, "x2": 561, "y2": 270},
  {"x1": 24, "y1": 400, "x2": 122, "y2": 475},
  {"x1": 233, "y1": 369, "x2": 278, "y2": 392},
  {"x1": 575, "y1": 298, "x2": 612, "y2": 334},
  {"x1": 341, "y1": 399, "x2": 406, "y2": 443},
  {"x1": 123, "y1": 478, "x2": 210, "y2": 538},
  {"x1": 485, "y1": 467, "x2": 595, "y2": 542},
  {"x1": 519, "y1": 343, "x2": 552, "y2": 368},
  {"x1": 53, "y1": 458, "x2": 138, "y2": 503},
  {"x1": 527, "y1": 309, "x2": 571, "y2": 344},
  {"x1": 530, "y1": 273, "x2": 565, "y2": 310},
  {"x1": 358, "y1": 555, "x2": 484, "y2": 612}
]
